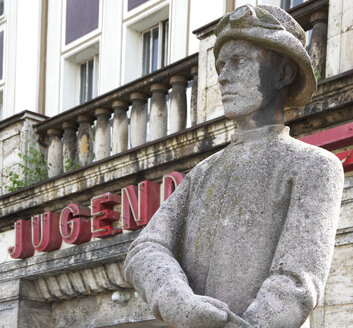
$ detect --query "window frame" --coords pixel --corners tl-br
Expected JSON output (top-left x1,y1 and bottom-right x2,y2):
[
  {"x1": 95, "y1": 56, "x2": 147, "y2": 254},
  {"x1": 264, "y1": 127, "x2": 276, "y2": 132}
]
[
  {"x1": 61, "y1": 0, "x2": 103, "y2": 53},
  {"x1": 79, "y1": 56, "x2": 98, "y2": 104},
  {"x1": 141, "y1": 19, "x2": 169, "y2": 76},
  {"x1": 61, "y1": 40, "x2": 100, "y2": 111},
  {"x1": 280, "y1": 0, "x2": 304, "y2": 10}
]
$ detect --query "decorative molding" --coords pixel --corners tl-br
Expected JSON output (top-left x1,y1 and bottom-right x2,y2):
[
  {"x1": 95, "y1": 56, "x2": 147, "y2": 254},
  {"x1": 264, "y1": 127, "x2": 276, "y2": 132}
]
[{"x1": 34, "y1": 261, "x2": 132, "y2": 301}]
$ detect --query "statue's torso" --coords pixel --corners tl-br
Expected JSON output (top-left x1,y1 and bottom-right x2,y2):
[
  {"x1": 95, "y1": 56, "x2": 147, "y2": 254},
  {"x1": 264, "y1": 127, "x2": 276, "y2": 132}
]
[{"x1": 178, "y1": 127, "x2": 316, "y2": 315}]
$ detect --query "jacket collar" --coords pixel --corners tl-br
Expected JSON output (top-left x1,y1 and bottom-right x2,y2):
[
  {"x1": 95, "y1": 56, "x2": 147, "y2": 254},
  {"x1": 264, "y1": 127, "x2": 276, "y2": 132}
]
[{"x1": 231, "y1": 124, "x2": 290, "y2": 144}]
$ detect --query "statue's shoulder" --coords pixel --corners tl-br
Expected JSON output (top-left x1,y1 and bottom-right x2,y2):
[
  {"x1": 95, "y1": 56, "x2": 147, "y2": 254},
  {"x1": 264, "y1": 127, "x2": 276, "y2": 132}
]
[
  {"x1": 188, "y1": 148, "x2": 226, "y2": 178},
  {"x1": 284, "y1": 136, "x2": 343, "y2": 176}
]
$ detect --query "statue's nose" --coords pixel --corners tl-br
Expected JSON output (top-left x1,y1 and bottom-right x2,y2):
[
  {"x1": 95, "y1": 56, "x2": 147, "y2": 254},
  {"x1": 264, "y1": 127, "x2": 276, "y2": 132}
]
[{"x1": 218, "y1": 71, "x2": 229, "y2": 86}]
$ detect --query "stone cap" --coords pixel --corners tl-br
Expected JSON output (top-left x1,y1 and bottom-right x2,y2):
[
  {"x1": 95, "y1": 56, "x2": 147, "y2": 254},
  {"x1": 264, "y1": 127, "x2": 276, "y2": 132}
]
[{"x1": 214, "y1": 4, "x2": 317, "y2": 108}]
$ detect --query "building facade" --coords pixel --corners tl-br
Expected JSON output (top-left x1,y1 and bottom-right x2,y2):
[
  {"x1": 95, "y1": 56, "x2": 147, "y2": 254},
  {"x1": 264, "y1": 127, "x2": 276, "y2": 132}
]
[{"x1": 0, "y1": 0, "x2": 352, "y2": 327}]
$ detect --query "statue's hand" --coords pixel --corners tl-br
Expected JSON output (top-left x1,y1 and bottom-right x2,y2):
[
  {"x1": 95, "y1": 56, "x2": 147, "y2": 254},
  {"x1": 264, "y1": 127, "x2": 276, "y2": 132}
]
[
  {"x1": 155, "y1": 289, "x2": 229, "y2": 328},
  {"x1": 224, "y1": 309, "x2": 254, "y2": 328}
]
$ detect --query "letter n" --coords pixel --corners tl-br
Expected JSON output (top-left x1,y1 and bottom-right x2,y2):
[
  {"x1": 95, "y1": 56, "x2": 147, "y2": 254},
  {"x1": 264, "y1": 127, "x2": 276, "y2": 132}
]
[
  {"x1": 59, "y1": 204, "x2": 92, "y2": 245},
  {"x1": 8, "y1": 220, "x2": 34, "y2": 259},
  {"x1": 121, "y1": 180, "x2": 160, "y2": 230},
  {"x1": 31, "y1": 212, "x2": 62, "y2": 252}
]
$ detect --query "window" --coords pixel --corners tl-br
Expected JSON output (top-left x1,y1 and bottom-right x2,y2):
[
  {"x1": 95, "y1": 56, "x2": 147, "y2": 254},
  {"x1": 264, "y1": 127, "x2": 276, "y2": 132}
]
[
  {"x1": 0, "y1": 0, "x2": 4, "y2": 17},
  {"x1": 62, "y1": 42, "x2": 99, "y2": 110},
  {"x1": 128, "y1": 0, "x2": 150, "y2": 11},
  {"x1": 142, "y1": 20, "x2": 168, "y2": 76},
  {"x1": 280, "y1": 0, "x2": 303, "y2": 10},
  {"x1": 80, "y1": 59, "x2": 94, "y2": 103},
  {"x1": 65, "y1": 0, "x2": 99, "y2": 45}
]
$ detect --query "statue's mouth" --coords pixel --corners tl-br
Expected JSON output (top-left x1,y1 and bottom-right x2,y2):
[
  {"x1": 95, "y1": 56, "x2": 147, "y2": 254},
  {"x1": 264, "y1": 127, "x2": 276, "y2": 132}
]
[{"x1": 222, "y1": 93, "x2": 238, "y2": 99}]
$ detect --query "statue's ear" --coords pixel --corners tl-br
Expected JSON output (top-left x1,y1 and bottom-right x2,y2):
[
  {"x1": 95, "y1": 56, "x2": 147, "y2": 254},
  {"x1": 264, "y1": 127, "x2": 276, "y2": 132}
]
[{"x1": 277, "y1": 58, "x2": 297, "y2": 90}]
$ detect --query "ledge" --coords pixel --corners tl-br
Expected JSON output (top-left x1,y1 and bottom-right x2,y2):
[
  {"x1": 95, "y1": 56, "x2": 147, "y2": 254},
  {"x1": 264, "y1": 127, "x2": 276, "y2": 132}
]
[
  {"x1": 0, "y1": 230, "x2": 139, "y2": 282},
  {"x1": 0, "y1": 110, "x2": 48, "y2": 131},
  {"x1": 0, "y1": 116, "x2": 235, "y2": 230}
]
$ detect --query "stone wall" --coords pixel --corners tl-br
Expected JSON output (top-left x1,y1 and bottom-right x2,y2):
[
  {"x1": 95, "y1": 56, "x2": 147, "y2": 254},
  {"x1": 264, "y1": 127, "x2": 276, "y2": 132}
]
[{"x1": 326, "y1": 0, "x2": 353, "y2": 77}]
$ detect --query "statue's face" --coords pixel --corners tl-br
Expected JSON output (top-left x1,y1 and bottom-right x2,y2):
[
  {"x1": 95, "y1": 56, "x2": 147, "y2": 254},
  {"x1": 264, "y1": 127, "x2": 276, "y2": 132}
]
[{"x1": 216, "y1": 40, "x2": 281, "y2": 123}]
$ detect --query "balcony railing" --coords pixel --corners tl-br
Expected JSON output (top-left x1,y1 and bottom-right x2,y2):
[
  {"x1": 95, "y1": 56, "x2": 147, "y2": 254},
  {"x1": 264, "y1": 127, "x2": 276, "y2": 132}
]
[{"x1": 35, "y1": 54, "x2": 198, "y2": 178}]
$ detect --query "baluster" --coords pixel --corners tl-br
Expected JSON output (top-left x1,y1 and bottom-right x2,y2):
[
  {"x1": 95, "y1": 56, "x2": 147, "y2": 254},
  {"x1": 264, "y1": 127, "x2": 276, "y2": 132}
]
[
  {"x1": 95, "y1": 108, "x2": 112, "y2": 161},
  {"x1": 169, "y1": 75, "x2": 188, "y2": 134},
  {"x1": 62, "y1": 122, "x2": 77, "y2": 172},
  {"x1": 150, "y1": 83, "x2": 168, "y2": 141},
  {"x1": 190, "y1": 66, "x2": 198, "y2": 126},
  {"x1": 309, "y1": 10, "x2": 328, "y2": 79},
  {"x1": 130, "y1": 92, "x2": 147, "y2": 148},
  {"x1": 77, "y1": 115, "x2": 94, "y2": 166},
  {"x1": 47, "y1": 128, "x2": 63, "y2": 178},
  {"x1": 112, "y1": 100, "x2": 129, "y2": 154}
]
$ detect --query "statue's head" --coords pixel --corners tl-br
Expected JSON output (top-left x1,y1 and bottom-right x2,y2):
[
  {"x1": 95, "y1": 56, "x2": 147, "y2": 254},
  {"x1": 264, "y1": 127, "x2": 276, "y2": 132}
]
[{"x1": 214, "y1": 5, "x2": 316, "y2": 125}]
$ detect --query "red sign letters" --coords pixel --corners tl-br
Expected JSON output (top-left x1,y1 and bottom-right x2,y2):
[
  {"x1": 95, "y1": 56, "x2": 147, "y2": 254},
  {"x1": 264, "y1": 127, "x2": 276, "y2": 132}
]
[{"x1": 9, "y1": 171, "x2": 183, "y2": 259}]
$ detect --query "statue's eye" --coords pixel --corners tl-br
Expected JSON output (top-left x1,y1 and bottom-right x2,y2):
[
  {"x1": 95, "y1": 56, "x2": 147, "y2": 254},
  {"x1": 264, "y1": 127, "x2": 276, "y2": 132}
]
[
  {"x1": 238, "y1": 58, "x2": 246, "y2": 65},
  {"x1": 216, "y1": 62, "x2": 225, "y2": 72}
]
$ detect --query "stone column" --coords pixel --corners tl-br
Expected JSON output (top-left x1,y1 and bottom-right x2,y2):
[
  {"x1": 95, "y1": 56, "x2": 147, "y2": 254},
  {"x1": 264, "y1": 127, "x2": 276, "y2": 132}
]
[
  {"x1": 309, "y1": 10, "x2": 328, "y2": 79},
  {"x1": 112, "y1": 100, "x2": 129, "y2": 154},
  {"x1": 190, "y1": 66, "x2": 198, "y2": 127},
  {"x1": 47, "y1": 128, "x2": 63, "y2": 178},
  {"x1": 62, "y1": 122, "x2": 77, "y2": 172},
  {"x1": 77, "y1": 115, "x2": 94, "y2": 166},
  {"x1": 130, "y1": 92, "x2": 147, "y2": 148},
  {"x1": 95, "y1": 108, "x2": 112, "y2": 161},
  {"x1": 169, "y1": 75, "x2": 188, "y2": 134},
  {"x1": 150, "y1": 83, "x2": 168, "y2": 141}
]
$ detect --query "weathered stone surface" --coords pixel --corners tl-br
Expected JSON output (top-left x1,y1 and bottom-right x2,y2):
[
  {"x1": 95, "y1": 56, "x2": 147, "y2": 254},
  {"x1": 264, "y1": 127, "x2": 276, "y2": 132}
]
[
  {"x1": 125, "y1": 5, "x2": 344, "y2": 328},
  {"x1": 309, "y1": 11, "x2": 328, "y2": 78},
  {"x1": 0, "y1": 231, "x2": 139, "y2": 281},
  {"x1": 169, "y1": 75, "x2": 188, "y2": 134},
  {"x1": 326, "y1": 0, "x2": 353, "y2": 77},
  {"x1": 324, "y1": 244, "x2": 353, "y2": 307},
  {"x1": 95, "y1": 108, "x2": 112, "y2": 161},
  {"x1": 62, "y1": 122, "x2": 77, "y2": 171},
  {"x1": 47, "y1": 128, "x2": 63, "y2": 178},
  {"x1": 0, "y1": 111, "x2": 47, "y2": 196},
  {"x1": 112, "y1": 101, "x2": 129, "y2": 154},
  {"x1": 150, "y1": 83, "x2": 168, "y2": 141},
  {"x1": 130, "y1": 92, "x2": 147, "y2": 148},
  {"x1": 0, "y1": 279, "x2": 51, "y2": 328},
  {"x1": 77, "y1": 115, "x2": 94, "y2": 166},
  {"x1": 51, "y1": 292, "x2": 167, "y2": 328}
]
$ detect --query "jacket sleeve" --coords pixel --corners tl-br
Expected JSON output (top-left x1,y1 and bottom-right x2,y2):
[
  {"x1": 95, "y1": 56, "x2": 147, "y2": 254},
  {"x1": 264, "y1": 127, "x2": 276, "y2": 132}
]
[
  {"x1": 124, "y1": 174, "x2": 194, "y2": 317},
  {"x1": 242, "y1": 152, "x2": 344, "y2": 328}
]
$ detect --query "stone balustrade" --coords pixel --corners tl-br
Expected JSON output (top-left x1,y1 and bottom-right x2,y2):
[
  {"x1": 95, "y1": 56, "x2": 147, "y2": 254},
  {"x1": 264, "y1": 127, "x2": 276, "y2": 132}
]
[{"x1": 36, "y1": 54, "x2": 198, "y2": 178}]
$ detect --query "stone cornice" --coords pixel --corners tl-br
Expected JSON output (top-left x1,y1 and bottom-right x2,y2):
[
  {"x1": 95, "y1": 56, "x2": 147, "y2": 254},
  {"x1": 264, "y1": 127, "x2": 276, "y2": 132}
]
[{"x1": 0, "y1": 230, "x2": 139, "y2": 283}]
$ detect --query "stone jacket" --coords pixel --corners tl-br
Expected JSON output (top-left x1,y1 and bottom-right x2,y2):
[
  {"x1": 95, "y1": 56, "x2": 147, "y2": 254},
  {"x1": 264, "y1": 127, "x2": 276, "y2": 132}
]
[{"x1": 124, "y1": 125, "x2": 344, "y2": 328}]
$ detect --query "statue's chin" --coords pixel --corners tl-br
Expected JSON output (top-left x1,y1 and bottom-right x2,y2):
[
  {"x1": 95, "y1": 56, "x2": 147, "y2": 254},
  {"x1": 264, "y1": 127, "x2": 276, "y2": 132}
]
[{"x1": 223, "y1": 105, "x2": 257, "y2": 121}]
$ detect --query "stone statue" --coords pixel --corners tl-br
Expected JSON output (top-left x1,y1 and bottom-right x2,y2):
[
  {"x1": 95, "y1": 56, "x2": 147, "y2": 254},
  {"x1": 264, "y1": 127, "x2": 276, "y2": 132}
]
[{"x1": 124, "y1": 5, "x2": 344, "y2": 328}]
